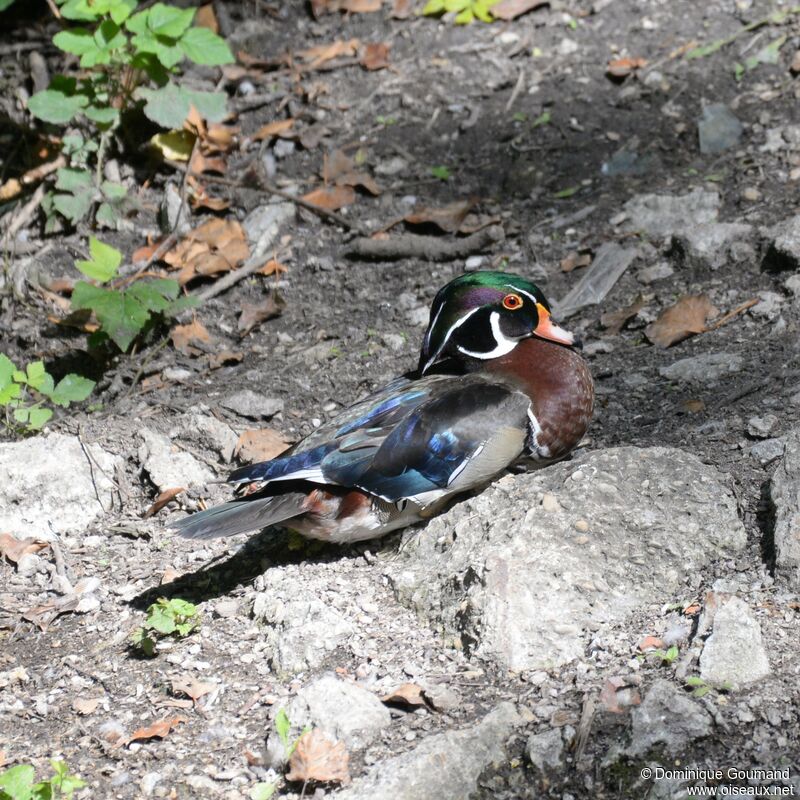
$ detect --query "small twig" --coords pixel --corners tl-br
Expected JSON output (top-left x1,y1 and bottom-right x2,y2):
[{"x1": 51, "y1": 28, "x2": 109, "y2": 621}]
[
  {"x1": 571, "y1": 692, "x2": 596, "y2": 765},
  {"x1": 49, "y1": 537, "x2": 68, "y2": 581},
  {"x1": 126, "y1": 336, "x2": 170, "y2": 398},
  {"x1": 230, "y1": 91, "x2": 287, "y2": 114},
  {"x1": 0, "y1": 42, "x2": 48, "y2": 56},
  {"x1": 2, "y1": 183, "x2": 46, "y2": 241},
  {"x1": 707, "y1": 298, "x2": 758, "y2": 330},
  {"x1": 504, "y1": 68, "x2": 525, "y2": 113}
]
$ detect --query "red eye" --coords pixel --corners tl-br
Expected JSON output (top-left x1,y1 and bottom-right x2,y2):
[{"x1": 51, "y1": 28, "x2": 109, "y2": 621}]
[{"x1": 502, "y1": 293, "x2": 523, "y2": 310}]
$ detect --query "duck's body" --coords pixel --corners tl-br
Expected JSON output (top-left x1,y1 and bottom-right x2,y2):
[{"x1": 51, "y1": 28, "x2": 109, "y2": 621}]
[{"x1": 173, "y1": 272, "x2": 594, "y2": 544}]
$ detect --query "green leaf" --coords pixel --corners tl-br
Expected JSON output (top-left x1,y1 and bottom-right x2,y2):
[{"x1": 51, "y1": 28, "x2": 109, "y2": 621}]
[
  {"x1": 185, "y1": 89, "x2": 228, "y2": 122},
  {"x1": 55, "y1": 167, "x2": 93, "y2": 194},
  {"x1": 101, "y1": 180, "x2": 127, "y2": 200},
  {"x1": 76, "y1": 236, "x2": 123, "y2": 283},
  {"x1": 532, "y1": 110, "x2": 551, "y2": 128},
  {"x1": 84, "y1": 105, "x2": 119, "y2": 126},
  {"x1": 81, "y1": 19, "x2": 127, "y2": 67},
  {"x1": 28, "y1": 86, "x2": 88, "y2": 124},
  {"x1": 60, "y1": 0, "x2": 107, "y2": 20},
  {"x1": 53, "y1": 191, "x2": 94, "y2": 224},
  {"x1": 50, "y1": 374, "x2": 95, "y2": 407},
  {"x1": 108, "y1": 0, "x2": 137, "y2": 24},
  {"x1": 138, "y1": 84, "x2": 227, "y2": 128},
  {"x1": 127, "y1": 281, "x2": 173, "y2": 313},
  {"x1": 430, "y1": 165, "x2": 451, "y2": 180},
  {"x1": 275, "y1": 708, "x2": 291, "y2": 748},
  {"x1": 146, "y1": 2, "x2": 196, "y2": 36},
  {"x1": 53, "y1": 27, "x2": 97, "y2": 56},
  {"x1": 454, "y1": 7, "x2": 474, "y2": 23},
  {"x1": 146, "y1": 606, "x2": 176, "y2": 634},
  {"x1": 71, "y1": 282, "x2": 150, "y2": 351},
  {"x1": 554, "y1": 186, "x2": 579, "y2": 199},
  {"x1": 179, "y1": 26, "x2": 234, "y2": 65},
  {"x1": 685, "y1": 676, "x2": 705, "y2": 687},
  {"x1": 175, "y1": 622, "x2": 194, "y2": 636},
  {"x1": 24, "y1": 361, "x2": 48, "y2": 391},
  {"x1": 27, "y1": 407, "x2": 54, "y2": 430},
  {"x1": 249, "y1": 783, "x2": 276, "y2": 800},
  {"x1": 0, "y1": 354, "x2": 15, "y2": 390},
  {"x1": 422, "y1": 0, "x2": 445, "y2": 13},
  {"x1": 0, "y1": 764, "x2": 36, "y2": 800},
  {"x1": 0, "y1": 0, "x2": 18, "y2": 11},
  {"x1": 0, "y1": 379, "x2": 22, "y2": 405},
  {"x1": 167, "y1": 598, "x2": 197, "y2": 617}
]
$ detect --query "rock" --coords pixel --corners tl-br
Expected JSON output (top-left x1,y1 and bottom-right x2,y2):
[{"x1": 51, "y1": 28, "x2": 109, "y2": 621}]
[
  {"x1": 751, "y1": 437, "x2": 785, "y2": 466},
  {"x1": 138, "y1": 429, "x2": 214, "y2": 491},
  {"x1": 0, "y1": 433, "x2": 121, "y2": 538},
  {"x1": 242, "y1": 202, "x2": 295, "y2": 247},
  {"x1": 750, "y1": 291, "x2": 784, "y2": 321},
  {"x1": 626, "y1": 681, "x2": 712, "y2": 756},
  {"x1": 762, "y1": 216, "x2": 800, "y2": 271},
  {"x1": 160, "y1": 182, "x2": 190, "y2": 235},
  {"x1": 658, "y1": 352, "x2": 744, "y2": 385},
  {"x1": 387, "y1": 447, "x2": 746, "y2": 671},
  {"x1": 527, "y1": 728, "x2": 563, "y2": 773},
  {"x1": 784, "y1": 274, "x2": 800, "y2": 296},
  {"x1": 622, "y1": 189, "x2": 719, "y2": 240},
  {"x1": 253, "y1": 581, "x2": 355, "y2": 675},
  {"x1": 669, "y1": 222, "x2": 753, "y2": 270},
  {"x1": 220, "y1": 390, "x2": 283, "y2": 420},
  {"x1": 335, "y1": 703, "x2": 520, "y2": 800},
  {"x1": 266, "y1": 674, "x2": 390, "y2": 765},
  {"x1": 636, "y1": 261, "x2": 674, "y2": 284},
  {"x1": 699, "y1": 597, "x2": 770, "y2": 689},
  {"x1": 375, "y1": 156, "x2": 407, "y2": 176},
  {"x1": 698, "y1": 103, "x2": 743, "y2": 154},
  {"x1": 770, "y1": 427, "x2": 800, "y2": 587},
  {"x1": 555, "y1": 242, "x2": 639, "y2": 318},
  {"x1": 179, "y1": 406, "x2": 239, "y2": 462},
  {"x1": 747, "y1": 414, "x2": 778, "y2": 439}
]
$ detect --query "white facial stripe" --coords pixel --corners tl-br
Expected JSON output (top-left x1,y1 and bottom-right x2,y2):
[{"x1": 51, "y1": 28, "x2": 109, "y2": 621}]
[
  {"x1": 422, "y1": 306, "x2": 481, "y2": 374},
  {"x1": 506, "y1": 285, "x2": 540, "y2": 307},
  {"x1": 456, "y1": 311, "x2": 518, "y2": 360},
  {"x1": 424, "y1": 300, "x2": 445, "y2": 351}
]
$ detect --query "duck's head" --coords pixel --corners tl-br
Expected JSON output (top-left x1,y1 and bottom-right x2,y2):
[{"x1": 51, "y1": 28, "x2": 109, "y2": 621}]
[{"x1": 418, "y1": 271, "x2": 576, "y2": 375}]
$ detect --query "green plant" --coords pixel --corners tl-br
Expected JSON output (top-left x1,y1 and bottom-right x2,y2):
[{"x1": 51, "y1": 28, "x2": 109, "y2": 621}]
[
  {"x1": 26, "y1": 0, "x2": 233, "y2": 227},
  {"x1": 131, "y1": 597, "x2": 199, "y2": 657},
  {"x1": 274, "y1": 708, "x2": 310, "y2": 758},
  {"x1": 430, "y1": 165, "x2": 451, "y2": 181},
  {"x1": 0, "y1": 355, "x2": 94, "y2": 434},
  {"x1": 422, "y1": 0, "x2": 500, "y2": 24},
  {"x1": 685, "y1": 676, "x2": 731, "y2": 698},
  {"x1": 0, "y1": 760, "x2": 85, "y2": 800},
  {"x1": 249, "y1": 783, "x2": 277, "y2": 800},
  {"x1": 70, "y1": 237, "x2": 195, "y2": 351},
  {"x1": 647, "y1": 645, "x2": 679, "y2": 665}
]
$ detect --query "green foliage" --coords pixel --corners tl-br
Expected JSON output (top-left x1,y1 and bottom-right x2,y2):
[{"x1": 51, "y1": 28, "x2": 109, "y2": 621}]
[
  {"x1": 274, "y1": 709, "x2": 310, "y2": 758},
  {"x1": 0, "y1": 760, "x2": 85, "y2": 800},
  {"x1": 0, "y1": 355, "x2": 94, "y2": 434},
  {"x1": 554, "y1": 185, "x2": 579, "y2": 199},
  {"x1": 531, "y1": 110, "x2": 551, "y2": 128},
  {"x1": 644, "y1": 645, "x2": 679, "y2": 666},
  {"x1": 249, "y1": 783, "x2": 276, "y2": 800},
  {"x1": 28, "y1": 0, "x2": 233, "y2": 226},
  {"x1": 422, "y1": 0, "x2": 500, "y2": 24},
  {"x1": 430, "y1": 165, "x2": 451, "y2": 181},
  {"x1": 70, "y1": 238, "x2": 196, "y2": 351},
  {"x1": 132, "y1": 597, "x2": 200, "y2": 657}
]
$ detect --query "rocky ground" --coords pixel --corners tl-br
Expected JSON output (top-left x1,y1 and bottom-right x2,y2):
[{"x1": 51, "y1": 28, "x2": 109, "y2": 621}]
[{"x1": 2, "y1": 0, "x2": 800, "y2": 798}]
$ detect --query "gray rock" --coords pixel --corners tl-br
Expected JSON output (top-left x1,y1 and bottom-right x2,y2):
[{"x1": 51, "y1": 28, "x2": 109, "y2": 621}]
[
  {"x1": 253, "y1": 583, "x2": 355, "y2": 675},
  {"x1": 220, "y1": 390, "x2": 283, "y2": 420},
  {"x1": 0, "y1": 433, "x2": 121, "y2": 538},
  {"x1": 160, "y1": 182, "x2": 190, "y2": 235},
  {"x1": 623, "y1": 189, "x2": 720, "y2": 240},
  {"x1": 180, "y1": 406, "x2": 239, "y2": 462},
  {"x1": 627, "y1": 680, "x2": 712, "y2": 756},
  {"x1": 751, "y1": 437, "x2": 785, "y2": 466},
  {"x1": 762, "y1": 216, "x2": 800, "y2": 271},
  {"x1": 698, "y1": 103, "x2": 743, "y2": 154},
  {"x1": 670, "y1": 222, "x2": 753, "y2": 270},
  {"x1": 375, "y1": 156, "x2": 407, "y2": 176},
  {"x1": 387, "y1": 447, "x2": 746, "y2": 671},
  {"x1": 750, "y1": 291, "x2": 784, "y2": 320},
  {"x1": 747, "y1": 414, "x2": 778, "y2": 439},
  {"x1": 335, "y1": 702, "x2": 521, "y2": 800},
  {"x1": 266, "y1": 674, "x2": 390, "y2": 765},
  {"x1": 139, "y1": 429, "x2": 213, "y2": 491},
  {"x1": 242, "y1": 201, "x2": 295, "y2": 247},
  {"x1": 700, "y1": 597, "x2": 770, "y2": 689},
  {"x1": 784, "y1": 274, "x2": 800, "y2": 296},
  {"x1": 770, "y1": 427, "x2": 800, "y2": 587},
  {"x1": 527, "y1": 728, "x2": 563, "y2": 773},
  {"x1": 636, "y1": 261, "x2": 674, "y2": 284},
  {"x1": 555, "y1": 242, "x2": 639, "y2": 318},
  {"x1": 659, "y1": 352, "x2": 744, "y2": 385}
]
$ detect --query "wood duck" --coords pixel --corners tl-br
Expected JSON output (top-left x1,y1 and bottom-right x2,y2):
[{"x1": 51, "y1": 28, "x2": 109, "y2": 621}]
[{"x1": 173, "y1": 271, "x2": 594, "y2": 543}]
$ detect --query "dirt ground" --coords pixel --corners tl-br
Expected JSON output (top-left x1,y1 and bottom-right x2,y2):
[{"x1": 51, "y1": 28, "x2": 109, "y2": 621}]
[{"x1": 2, "y1": 0, "x2": 800, "y2": 797}]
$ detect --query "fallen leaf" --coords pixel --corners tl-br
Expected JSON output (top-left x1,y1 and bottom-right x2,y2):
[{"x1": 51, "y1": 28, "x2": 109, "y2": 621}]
[
  {"x1": 0, "y1": 533, "x2": 49, "y2": 565},
  {"x1": 637, "y1": 635, "x2": 665, "y2": 653},
  {"x1": 171, "y1": 676, "x2": 214, "y2": 703},
  {"x1": 151, "y1": 130, "x2": 196, "y2": 162},
  {"x1": 361, "y1": 42, "x2": 390, "y2": 70},
  {"x1": 683, "y1": 603, "x2": 701, "y2": 616},
  {"x1": 160, "y1": 567, "x2": 181, "y2": 584},
  {"x1": 235, "y1": 429, "x2": 292, "y2": 463},
  {"x1": 302, "y1": 185, "x2": 356, "y2": 210},
  {"x1": 684, "y1": 399, "x2": 705, "y2": 414},
  {"x1": 606, "y1": 57, "x2": 648, "y2": 79},
  {"x1": 164, "y1": 219, "x2": 250, "y2": 285},
  {"x1": 560, "y1": 252, "x2": 592, "y2": 272},
  {"x1": 601, "y1": 296, "x2": 645, "y2": 335},
  {"x1": 208, "y1": 350, "x2": 244, "y2": 369},
  {"x1": 171, "y1": 319, "x2": 212, "y2": 356},
  {"x1": 403, "y1": 198, "x2": 479, "y2": 234},
  {"x1": 599, "y1": 677, "x2": 641, "y2": 713},
  {"x1": 645, "y1": 295, "x2": 718, "y2": 347},
  {"x1": 311, "y1": 0, "x2": 380, "y2": 15},
  {"x1": 325, "y1": 150, "x2": 381, "y2": 195},
  {"x1": 391, "y1": 0, "x2": 413, "y2": 17},
  {"x1": 286, "y1": 729, "x2": 351, "y2": 785},
  {"x1": 118, "y1": 716, "x2": 186, "y2": 748},
  {"x1": 238, "y1": 292, "x2": 286, "y2": 337},
  {"x1": 195, "y1": 3, "x2": 219, "y2": 32},
  {"x1": 380, "y1": 682, "x2": 430, "y2": 709},
  {"x1": 257, "y1": 258, "x2": 289, "y2": 276},
  {"x1": 253, "y1": 119, "x2": 295, "y2": 142},
  {"x1": 143, "y1": 488, "x2": 185, "y2": 519},
  {"x1": 72, "y1": 697, "x2": 102, "y2": 715},
  {"x1": 298, "y1": 39, "x2": 361, "y2": 70},
  {"x1": 490, "y1": 0, "x2": 547, "y2": 20},
  {"x1": 23, "y1": 595, "x2": 80, "y2": 631}
]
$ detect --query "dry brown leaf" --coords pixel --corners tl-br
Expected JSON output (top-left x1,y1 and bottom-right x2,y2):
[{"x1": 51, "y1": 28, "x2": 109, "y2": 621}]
[
  {"x1": 645, "y1": 294, "x2": 718, "y2": 348},
  {"x1": 171, "y1": 676, "x2": 214, "y2": 703},
  {"x1": 361, "y1": 42, "x2": 390, "y2": 70},
  {"x1": 403, "y1": 198, "x2": 478, "y2": 234},
  {"x1": 311, "y1": 0, "x2": 380, "y2": 15},
  {"x1": 391, "y1": 0, "x2": 413, "y2": 17},
  {"x1": 257, "y1": 258, "x2": 289, "y2": 276},
  {"x1": 171, "y1": 319, "x2": 212, "y2": 356},
  {"x1": 207, "y1": 350, "x2": 244, "y2": 369},
  {"x1": 143, "y1": 487, "x2": 185, "y2": 519},
  {"x1": 684, "y1": 603, "x2": 702, "y2": 616},
  {"x1": 235, "y1": 429, "x2": 292, "y2": 463},
  {"x1": 253, "y1": 119, "x2": 295, "y2": 142},
  {"x1": 600, "y1": 296, "x2": 645, "y2": 335},
  {"x1": 637, "y1": 635, "x2": 665, "y2": 653},
  {"x1": 599, "y1": 677, "x2": 641, "y2": 714},
  {"x1": 684, "y1": 399, "x2": 705, "y2": 414},
  {"x1": 72, "y1": 697, "x2": 102, "y2": 715},
  {"x1": 195, "y1": 3, "x2": 219, "y2": 32},
  {"x1": 490, "y1": 0, "x2": 547, "y2": 20},
  {"x1": 380, "y1": 682, "x2": 430, "y2": 709},
  {"x1": 164, "y1": 219, "x2": 249, "y2": 285},
  {"x1": 298, "y1": 39, "x2": 361, "y2": 69},
  {"x1": 286, "y1": 729, "x2": 351, "y2": 785},
  {"x1": 0, "y1": 533, "x2": 49, "y2": 565},
  {"x1": 238, "y1": 292, "x2": 286, "y2": 337},
  {"x1": 302, "y1": 185, "x2": 356, "y2": 210},
  {"x1": 118, "y1": 716, "x2": 186, "y2": 748},
  {"x1": 606, "y1": 57, "x2": 648, "y2": 79},
  {"x1": 560, "y1": 252, "x2": 592, "y2": 273}
]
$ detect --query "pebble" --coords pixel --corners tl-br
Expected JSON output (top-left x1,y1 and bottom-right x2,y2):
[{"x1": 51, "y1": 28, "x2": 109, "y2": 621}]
[
  {"x1": 750, "y1": 437, "x2": 785, "y2": 465},
  {"x1": 541, "y1": 493, "x2": 561, "y2": 512},
  {"x1": 748, "y1": 414, "x2": 778, "y2": 439},
  {"x1": 573, "y1": 519, "x2": 590, "y2": 532},
  {"x1": 742, "y1": 187, "x2": 761, "y2": 201}
]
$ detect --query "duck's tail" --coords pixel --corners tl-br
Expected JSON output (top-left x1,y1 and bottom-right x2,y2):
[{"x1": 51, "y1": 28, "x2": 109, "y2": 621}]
[{"x1": 171, "y1": 492, "x2": 307, "y2": 540}]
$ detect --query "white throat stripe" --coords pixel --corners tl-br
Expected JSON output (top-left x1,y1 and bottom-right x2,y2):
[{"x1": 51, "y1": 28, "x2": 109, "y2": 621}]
[{"x1": 456, "y1": 311, "x2": 517, "y2": 360}]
